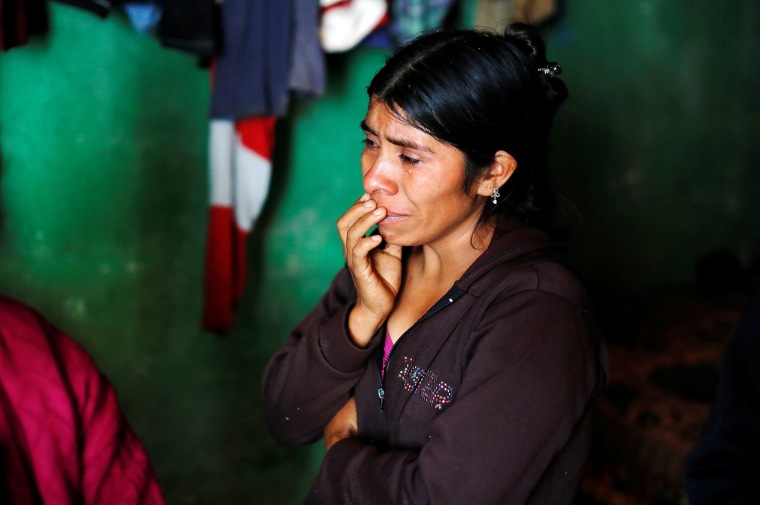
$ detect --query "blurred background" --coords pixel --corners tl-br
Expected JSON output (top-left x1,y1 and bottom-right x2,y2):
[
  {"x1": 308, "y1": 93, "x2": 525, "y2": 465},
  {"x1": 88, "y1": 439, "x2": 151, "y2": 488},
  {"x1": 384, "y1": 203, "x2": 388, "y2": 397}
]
[{"x1": 1, "y1": 0, "x2": 759, "y2": 503}]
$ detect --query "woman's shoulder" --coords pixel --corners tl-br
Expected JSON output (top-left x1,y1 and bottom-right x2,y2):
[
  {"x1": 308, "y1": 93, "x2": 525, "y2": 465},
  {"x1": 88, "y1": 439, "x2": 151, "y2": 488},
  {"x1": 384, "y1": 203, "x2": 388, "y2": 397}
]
[{"x1": 474, "y1": 249, "x2": 589, "y2": 312}]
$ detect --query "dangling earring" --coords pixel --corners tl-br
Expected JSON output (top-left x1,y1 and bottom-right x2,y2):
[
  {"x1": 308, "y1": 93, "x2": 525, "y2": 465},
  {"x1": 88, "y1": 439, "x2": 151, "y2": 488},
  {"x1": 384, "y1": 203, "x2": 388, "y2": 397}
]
[{"x1": 491, "y1": 187, "x2": 501, "y2": 204}]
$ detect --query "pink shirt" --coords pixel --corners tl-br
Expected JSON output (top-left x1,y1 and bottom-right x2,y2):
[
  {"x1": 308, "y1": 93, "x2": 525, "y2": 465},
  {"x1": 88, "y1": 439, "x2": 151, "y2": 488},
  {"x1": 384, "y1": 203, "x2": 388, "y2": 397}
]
[{"x1": 381, "y1": 328, "x2": 394, "y2": 379}]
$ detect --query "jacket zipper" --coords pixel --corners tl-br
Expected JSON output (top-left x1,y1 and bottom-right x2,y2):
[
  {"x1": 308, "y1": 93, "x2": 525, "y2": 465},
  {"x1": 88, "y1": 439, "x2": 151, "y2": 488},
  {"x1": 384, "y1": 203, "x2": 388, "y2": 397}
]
[
  {"x1": 375, "y1": 241, "x2": 552, "y2": 410},
  {"x1": 376, "y1": 285, "x2": 465, "y2": 411}
]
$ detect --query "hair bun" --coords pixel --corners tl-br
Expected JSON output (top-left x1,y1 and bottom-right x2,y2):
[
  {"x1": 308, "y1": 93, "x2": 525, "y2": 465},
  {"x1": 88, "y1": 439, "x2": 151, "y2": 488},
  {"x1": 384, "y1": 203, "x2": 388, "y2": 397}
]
[
  {"x1": 503, "y1": 22, "x2": 568, "y2": 112},
  {"x1": 503, "y1": 23, "x2": 546, "y2": 65}
]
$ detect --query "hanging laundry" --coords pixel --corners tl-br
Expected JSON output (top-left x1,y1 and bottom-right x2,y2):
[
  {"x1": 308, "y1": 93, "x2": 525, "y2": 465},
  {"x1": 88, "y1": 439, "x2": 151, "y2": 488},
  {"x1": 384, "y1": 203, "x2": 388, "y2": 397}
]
[
  {"x1": 210, "y1": 0, "x2": 293, "y2": 119},
  {"x1": 319, "y1": 0, "x2": 388, "y2": 53},
  {"x1": 290, "y1": 0, "x2": 325, "y2": 98},
  {"x1": 361, "y1": 19, "x2": 394, "y2": 50},
  {"x1": 2, "y1": 0, "x2": 48, "y2": 51},
  {"x1": 202, "y1": 0, "x2": 324, "y2": 332},
  {"x1": 203, "y1": 117, "x2": 276, "y2": 333}
]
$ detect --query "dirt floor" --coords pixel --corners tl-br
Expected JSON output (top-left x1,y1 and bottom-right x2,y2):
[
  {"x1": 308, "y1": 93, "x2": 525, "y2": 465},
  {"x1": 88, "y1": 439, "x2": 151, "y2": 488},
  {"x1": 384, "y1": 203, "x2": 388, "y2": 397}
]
[{"x1": 576, "y1": 286, "x2": 752, "y2": 505}]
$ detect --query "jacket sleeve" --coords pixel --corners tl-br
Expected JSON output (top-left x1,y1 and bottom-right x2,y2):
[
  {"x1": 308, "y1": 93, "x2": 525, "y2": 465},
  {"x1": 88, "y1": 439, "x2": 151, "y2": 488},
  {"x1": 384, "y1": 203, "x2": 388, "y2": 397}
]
[
  {"x1": 307, "y1": 288, "x2": 604, "y2": 505},
  {"x1": 262, "y1": 267, "x2": 382, "y2": 446}
]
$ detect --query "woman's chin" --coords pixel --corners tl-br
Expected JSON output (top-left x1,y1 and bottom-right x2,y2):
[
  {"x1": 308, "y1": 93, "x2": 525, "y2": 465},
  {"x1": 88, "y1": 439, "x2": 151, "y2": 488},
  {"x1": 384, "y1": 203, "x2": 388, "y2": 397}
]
[{"x1": 378, "y1": 228, "x2": 416, "y2": 248}]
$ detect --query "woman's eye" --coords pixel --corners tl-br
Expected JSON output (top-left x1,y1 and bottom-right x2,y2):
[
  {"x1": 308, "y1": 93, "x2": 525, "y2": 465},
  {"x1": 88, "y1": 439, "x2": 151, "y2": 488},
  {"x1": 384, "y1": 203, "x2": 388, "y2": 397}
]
[{"x1": 400, "y1": 154, "x2": 420, "y2": 165}]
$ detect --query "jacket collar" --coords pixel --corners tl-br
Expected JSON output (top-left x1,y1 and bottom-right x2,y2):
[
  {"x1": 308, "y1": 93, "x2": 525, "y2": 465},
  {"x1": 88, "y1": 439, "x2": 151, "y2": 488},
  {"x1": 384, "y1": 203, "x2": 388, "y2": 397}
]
[{"x1": 456, "y1": 216, "x2": 560, "y2": 290}]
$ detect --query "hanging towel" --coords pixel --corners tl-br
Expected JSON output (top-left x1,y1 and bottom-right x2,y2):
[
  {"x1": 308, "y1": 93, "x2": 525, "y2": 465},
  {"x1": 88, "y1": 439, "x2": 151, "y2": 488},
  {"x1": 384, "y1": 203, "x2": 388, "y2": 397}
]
[{"x1": 203, "y1": 117, "x2": 276, "y2": 333}]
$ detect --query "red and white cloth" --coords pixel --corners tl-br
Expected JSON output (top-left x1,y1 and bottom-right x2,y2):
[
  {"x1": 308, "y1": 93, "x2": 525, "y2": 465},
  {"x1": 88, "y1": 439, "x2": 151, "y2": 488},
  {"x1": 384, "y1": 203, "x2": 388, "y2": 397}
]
[{"x1": 202, "y1": 117, "x2": 276, "y2": 333}]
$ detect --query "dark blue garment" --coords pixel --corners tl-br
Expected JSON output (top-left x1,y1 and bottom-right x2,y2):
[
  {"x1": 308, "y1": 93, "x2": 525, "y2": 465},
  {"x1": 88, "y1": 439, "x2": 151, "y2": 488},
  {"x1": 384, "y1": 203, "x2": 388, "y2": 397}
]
[
  {"x1": 289, "y1": 0, "x2": 324, "y2": 100},
  {"x1": 210, "y1": 0, "x2": 293, "y2": 119},
  {"x1": 684, "y1": 289, "x2": 760, "y2": 505}
]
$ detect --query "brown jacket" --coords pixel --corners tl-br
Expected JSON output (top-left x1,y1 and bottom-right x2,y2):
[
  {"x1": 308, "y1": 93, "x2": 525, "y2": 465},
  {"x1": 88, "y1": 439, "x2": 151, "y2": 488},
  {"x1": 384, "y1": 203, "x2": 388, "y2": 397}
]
[{"x1": 263, "y1": 221, "x2": 607, "y2": 504}]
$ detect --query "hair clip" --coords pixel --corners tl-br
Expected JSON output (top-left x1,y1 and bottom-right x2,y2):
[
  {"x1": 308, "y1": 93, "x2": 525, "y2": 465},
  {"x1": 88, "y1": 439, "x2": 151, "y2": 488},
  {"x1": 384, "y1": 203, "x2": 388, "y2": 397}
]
[{"x1": 537, "y1": 62, "x2": 562, "y2": 77}]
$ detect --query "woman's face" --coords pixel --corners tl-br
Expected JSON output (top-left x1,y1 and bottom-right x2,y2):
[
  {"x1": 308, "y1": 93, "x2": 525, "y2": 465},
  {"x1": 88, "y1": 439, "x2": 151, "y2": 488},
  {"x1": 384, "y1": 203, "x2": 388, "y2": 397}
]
[{"x1": 360, "y1": 100, "x2": 486, "y2": 248}]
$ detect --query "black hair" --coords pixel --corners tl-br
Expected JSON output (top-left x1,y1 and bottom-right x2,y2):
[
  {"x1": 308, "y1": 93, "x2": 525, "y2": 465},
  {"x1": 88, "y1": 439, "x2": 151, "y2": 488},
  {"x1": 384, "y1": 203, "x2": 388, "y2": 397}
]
[{"x1": 367, "y1": 23, "x2": 568, "y2": 232}]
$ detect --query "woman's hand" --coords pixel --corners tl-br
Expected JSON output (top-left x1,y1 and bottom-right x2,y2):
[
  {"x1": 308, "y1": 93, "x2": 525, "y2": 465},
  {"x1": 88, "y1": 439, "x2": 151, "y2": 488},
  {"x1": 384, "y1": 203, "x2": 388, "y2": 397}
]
[
  {"x1": 324, "y1": 397, "x2": 358, "y2": 451},
  {"x1": 337, "y1": 194, "x2": 402, "y2": 347}
]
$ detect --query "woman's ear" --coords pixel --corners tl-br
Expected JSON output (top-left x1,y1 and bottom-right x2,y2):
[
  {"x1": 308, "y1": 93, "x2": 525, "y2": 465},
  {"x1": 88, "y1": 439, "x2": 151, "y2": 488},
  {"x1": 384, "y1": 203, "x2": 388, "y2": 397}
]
[{"x1": 476, "y1": 151, "x2": 517, "y2": 197}]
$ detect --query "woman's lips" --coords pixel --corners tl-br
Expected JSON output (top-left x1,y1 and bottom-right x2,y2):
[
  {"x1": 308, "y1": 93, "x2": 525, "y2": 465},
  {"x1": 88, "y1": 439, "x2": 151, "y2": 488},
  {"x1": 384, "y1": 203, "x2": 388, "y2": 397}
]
[{"x1": 379, "y1": 212, "x2": 407, "y2": 225}]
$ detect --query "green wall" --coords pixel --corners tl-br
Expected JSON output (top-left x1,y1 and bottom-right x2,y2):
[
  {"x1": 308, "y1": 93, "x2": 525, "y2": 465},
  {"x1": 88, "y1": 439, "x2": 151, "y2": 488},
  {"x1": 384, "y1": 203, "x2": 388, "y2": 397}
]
[
  {"x1": 546, "y1": 1, "x2": 760, "y2": 288},
  {"x1": 1, "y1": 2, "x2": 759, "y2": 503}
]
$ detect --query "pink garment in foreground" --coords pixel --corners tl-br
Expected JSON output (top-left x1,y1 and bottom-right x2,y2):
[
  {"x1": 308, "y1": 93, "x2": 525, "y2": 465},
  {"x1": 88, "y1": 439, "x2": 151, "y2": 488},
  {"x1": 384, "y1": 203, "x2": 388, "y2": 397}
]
[{"x1": 0, "y1": 296, "x2": 165, "y2": 504}]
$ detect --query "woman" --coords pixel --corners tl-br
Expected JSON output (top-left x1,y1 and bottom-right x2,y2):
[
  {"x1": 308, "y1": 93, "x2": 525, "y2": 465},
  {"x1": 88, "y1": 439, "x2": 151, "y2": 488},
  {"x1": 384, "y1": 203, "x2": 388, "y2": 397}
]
[{"x1": 263, "y1": 23, "x2": 606, "y2": 505}]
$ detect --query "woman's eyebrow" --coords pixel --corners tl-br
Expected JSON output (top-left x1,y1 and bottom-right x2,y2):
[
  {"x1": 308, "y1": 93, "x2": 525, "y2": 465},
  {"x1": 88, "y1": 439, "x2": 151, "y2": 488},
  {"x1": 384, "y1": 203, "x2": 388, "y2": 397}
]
[
  {"x1": 360, "y1": 120, "x2": 375, "y2": 135},
  {"x1": 359, "y1": 120, "x2": 431, "y2": 152}
]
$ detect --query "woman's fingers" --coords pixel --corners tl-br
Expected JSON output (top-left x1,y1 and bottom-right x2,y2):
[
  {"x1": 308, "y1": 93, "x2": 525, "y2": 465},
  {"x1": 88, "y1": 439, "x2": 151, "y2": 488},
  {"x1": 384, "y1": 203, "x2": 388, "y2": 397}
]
[
  {"x1": 336, "y1": 194, "x2": 373, "y2": 237},
  {"x1": 349, "y1": 234, "x2": 383, "y2": 277},
  {"x1": 336, "y1": 194, "x2": 402, "y2": 339},
  {"x1": 340, "y1": 203, "x2": 387, "y2": 263},
  {"x1": 383, "y1": 243, "x2": 403, "y2": 260},
  {"x1": 337, "y1": 194, "x2": 377, "y2": 258}
]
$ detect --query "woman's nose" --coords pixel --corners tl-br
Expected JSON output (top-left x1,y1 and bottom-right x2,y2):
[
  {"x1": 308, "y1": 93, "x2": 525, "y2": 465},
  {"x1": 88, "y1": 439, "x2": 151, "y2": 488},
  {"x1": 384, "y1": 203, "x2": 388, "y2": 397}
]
[{"x1": 362, "y1": 156, "x2": 398, "y2": 195}]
